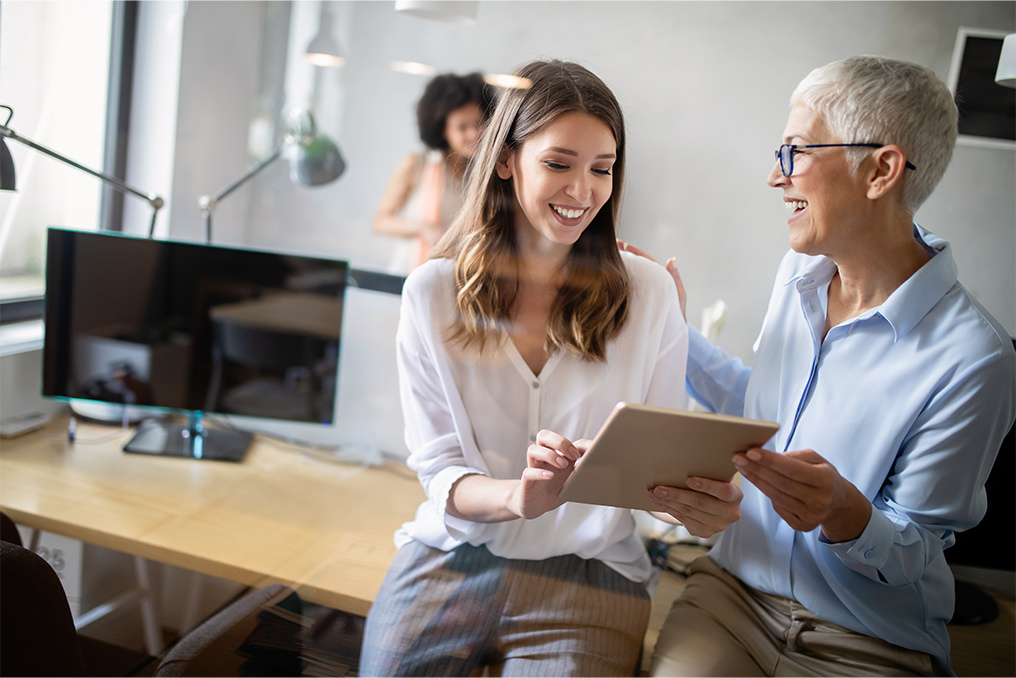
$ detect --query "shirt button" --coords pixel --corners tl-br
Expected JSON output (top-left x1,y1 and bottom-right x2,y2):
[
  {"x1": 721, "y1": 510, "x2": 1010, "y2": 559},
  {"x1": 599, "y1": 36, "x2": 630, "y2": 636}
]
[
  {"x1": 864, "y1": 549, "x2": 874, "y2": 559},
  {"x1": 532, "y1": 381, "x2": 540, "y2": 389}
]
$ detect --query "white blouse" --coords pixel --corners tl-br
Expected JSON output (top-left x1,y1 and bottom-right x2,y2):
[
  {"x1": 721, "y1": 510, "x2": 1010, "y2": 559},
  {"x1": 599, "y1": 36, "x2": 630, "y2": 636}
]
[{"x1": 394, "y1": 251, "x2": 688, "y2": 582}]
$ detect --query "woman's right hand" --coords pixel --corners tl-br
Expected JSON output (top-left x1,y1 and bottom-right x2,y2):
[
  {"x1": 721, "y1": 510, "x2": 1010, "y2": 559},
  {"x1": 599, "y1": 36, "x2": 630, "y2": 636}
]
[
  {"x1": 511, "y1": 430, "x2": 583, "y2": 519},
  {"x1": 618, "y1": 240, "x2": 687, "y2": 320}
]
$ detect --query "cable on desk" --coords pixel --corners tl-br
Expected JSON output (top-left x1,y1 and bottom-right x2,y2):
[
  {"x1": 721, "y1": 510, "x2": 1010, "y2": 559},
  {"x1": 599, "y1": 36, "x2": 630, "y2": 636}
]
[
  {"x1": 295, "y1": 447, "x2": 376, "y2": 479},
  {"x1": 36, "y1": 410, "x2": 134, "y2": 445},
  {"x1": 205, "y1": 414, "x2": 378, "y2": 479}
]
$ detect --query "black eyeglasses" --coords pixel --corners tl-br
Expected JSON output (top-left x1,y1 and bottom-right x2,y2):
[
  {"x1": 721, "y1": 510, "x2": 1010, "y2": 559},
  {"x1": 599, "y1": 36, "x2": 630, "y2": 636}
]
[{"x1": 775, "y1": 143, "x2": 917, "y2": 177}]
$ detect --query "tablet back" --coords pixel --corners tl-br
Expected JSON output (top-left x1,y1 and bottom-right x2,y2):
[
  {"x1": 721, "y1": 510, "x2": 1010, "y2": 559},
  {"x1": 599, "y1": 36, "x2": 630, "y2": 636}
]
[{"x1": 559, "y1": 402, "x2": 778, "y2": 511}]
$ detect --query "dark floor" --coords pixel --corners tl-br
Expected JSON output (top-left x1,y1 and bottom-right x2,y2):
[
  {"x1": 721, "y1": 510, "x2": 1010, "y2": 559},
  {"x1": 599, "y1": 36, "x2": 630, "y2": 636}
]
[
  {"x1": 132, "y1": 597, "x2": 364, "y2": 677},
  {"x1": 125, "y1": 571, "x2": 1014, "y2": 677}
]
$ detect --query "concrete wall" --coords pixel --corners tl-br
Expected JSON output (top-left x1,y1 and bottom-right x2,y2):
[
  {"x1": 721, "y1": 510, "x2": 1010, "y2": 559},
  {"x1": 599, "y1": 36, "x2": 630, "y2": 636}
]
[{"x1": 164, "y1": 1, "x2": 1014, "y2": 372}]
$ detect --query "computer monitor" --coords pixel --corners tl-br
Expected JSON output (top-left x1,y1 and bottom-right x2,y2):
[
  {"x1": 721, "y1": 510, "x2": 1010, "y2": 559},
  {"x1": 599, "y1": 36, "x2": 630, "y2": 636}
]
[{"x1": 42, "y1": 227, "x2": 348, "y2": 462}]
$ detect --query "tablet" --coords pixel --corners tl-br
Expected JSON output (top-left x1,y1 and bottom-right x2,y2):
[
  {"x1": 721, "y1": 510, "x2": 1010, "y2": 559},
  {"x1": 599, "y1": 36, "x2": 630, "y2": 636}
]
[{"x1": 559, "y1": 402, "x2": 779, "y2": 511}]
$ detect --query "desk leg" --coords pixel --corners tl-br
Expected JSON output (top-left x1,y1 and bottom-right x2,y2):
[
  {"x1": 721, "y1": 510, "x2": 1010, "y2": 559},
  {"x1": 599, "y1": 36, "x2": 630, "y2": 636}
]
[
  {"x1": 134, "y1": 556, "x2": 163, "y2": 656},
  {"x1": 180, "y1": 570, "x2": 205, "y2": 633}
]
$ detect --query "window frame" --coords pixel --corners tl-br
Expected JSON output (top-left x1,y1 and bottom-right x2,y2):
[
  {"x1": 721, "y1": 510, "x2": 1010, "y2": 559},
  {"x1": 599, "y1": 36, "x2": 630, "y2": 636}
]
[{"x1": 0, "y1": 1, "x2": 137, "y2": 327}]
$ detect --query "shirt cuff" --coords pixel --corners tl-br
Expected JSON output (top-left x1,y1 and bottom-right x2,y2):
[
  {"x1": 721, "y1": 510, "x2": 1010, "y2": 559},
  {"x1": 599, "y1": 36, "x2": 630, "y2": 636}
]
[
  {"x1": 821, "y1": 504, "x2": 901, "y2": 584},
  {"x1": 428, "y1": 465, "x2": 489, "y2": 542}
]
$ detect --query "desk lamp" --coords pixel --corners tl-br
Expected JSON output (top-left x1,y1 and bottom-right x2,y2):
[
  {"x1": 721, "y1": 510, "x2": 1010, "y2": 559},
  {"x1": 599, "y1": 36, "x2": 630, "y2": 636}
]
[
  {"x1": 198, "y1": 108, "x2": 345, "y2": 243},
  {"x1": 0, "y1": 104, "x2": 165, "y2": 237}
]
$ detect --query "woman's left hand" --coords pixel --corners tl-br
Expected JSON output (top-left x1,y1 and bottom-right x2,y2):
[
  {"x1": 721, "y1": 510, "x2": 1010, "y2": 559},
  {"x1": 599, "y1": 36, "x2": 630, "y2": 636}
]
[{"x1": 648, "y1": 477, "x2": 743, "y2": 539}]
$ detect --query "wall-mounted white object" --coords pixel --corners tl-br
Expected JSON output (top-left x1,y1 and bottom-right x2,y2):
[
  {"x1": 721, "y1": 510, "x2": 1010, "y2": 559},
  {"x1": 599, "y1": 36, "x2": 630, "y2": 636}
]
[{"x1": 996, "y1": 33, "x2": 1015, "y2": 88}]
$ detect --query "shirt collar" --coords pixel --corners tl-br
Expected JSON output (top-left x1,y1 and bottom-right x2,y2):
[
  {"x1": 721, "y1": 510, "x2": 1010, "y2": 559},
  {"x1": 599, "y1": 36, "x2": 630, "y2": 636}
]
[
  {"x1": 879, "y1": 224, "x2": 957, "y2": 341},
  {"x1": 782, "y1": 224, "x2": 958, "y2": 342},
  {"x1": 784, "y1": 257, "x2": 838, "y2": 292}
]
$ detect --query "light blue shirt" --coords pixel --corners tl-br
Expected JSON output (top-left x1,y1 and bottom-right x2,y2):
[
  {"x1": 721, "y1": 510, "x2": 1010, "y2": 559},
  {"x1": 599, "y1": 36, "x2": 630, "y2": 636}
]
[{"x1": 686, "y1": 225, "x2": 1016, "y2": 673}]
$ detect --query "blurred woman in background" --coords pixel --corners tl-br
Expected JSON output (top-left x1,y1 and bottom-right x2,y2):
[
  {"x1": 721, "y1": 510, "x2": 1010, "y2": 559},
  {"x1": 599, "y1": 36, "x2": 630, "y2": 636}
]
[{"x1": 373, "y1": 72, "x2": 494, "y2": 272}]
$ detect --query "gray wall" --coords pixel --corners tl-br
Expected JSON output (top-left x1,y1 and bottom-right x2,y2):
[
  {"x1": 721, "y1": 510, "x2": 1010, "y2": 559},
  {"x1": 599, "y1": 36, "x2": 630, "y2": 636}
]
[{"x1": 165, "y1": 1, "x2": 1014, "y2": 371}]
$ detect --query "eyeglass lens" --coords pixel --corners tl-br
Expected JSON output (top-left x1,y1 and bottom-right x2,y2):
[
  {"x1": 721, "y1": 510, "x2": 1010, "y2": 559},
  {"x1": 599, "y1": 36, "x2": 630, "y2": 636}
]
[{"x1": 777, "y1": 145, "x2": 793, "y2": 177}]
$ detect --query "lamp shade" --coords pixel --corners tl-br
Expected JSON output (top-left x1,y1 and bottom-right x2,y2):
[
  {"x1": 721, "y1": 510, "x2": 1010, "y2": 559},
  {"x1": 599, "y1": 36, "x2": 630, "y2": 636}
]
[
  {"x1": 305, "y1": 7, "x2": 344, "y2": 67},
  {"x1": 0, "y1": 137, "x2": 15, "y2": 191},
  {"x1": 305, "y1": 30, "x2": 344, "y2": 67},
  {"x1": 395, "y1": 0, "x2": 477, "y2": 24},
  {"x1": 996, "y1": 34, "x2": 1016, "y2": 88},
  {"x1": 292, "y1": 135, "x2": 346, "y2": 186}
]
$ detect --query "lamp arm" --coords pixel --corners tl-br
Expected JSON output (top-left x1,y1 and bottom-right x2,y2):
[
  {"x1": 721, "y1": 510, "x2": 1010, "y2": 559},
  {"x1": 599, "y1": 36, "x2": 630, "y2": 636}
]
[
  {"x1": 198, "y1": 142, "x2": 287, "y2": 243},
  {"x1": 0, "y1": 124, "x2": 165, "y2": 237}
]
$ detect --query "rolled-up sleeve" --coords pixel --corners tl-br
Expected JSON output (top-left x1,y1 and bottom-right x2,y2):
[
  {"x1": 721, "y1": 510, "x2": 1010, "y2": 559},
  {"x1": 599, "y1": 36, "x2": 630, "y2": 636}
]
[{"x1": 396, "y1": 271, "x2": 492, "y2": 543}]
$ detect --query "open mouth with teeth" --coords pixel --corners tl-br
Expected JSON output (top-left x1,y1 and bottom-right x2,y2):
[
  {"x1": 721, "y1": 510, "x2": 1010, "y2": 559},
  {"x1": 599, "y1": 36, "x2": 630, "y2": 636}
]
[
  {"x1": 785, "y1": 200, "x2": 808, "y2": 213},
  {"x1": 552, "y1": 205, "x2": 587, "y2": 220}
]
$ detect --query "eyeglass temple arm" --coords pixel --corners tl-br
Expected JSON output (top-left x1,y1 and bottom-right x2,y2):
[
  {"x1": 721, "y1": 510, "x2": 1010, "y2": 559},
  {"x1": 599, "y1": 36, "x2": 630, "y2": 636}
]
[{"x1": 782, "y1": 143, "x2": 916, "y2": 170}]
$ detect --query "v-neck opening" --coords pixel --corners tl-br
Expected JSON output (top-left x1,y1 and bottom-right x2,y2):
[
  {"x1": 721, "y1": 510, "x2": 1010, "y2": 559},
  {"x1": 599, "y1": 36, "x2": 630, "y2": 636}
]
[{"x1": 504, "y1": 337, "x2": 562, "y2": 383}]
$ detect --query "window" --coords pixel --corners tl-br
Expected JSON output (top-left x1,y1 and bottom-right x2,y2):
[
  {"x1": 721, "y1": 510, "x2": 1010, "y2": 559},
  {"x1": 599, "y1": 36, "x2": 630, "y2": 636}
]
[{"x1": 0, "y1": 1, "x2": 115, "y2": 315}]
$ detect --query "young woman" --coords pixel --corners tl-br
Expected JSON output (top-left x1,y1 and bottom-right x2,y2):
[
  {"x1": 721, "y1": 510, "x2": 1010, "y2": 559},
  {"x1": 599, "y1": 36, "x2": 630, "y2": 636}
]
[
  {"x1": 372, "y1": 72, "x2": 494, "y2": 272},
  {"x1": 360, "y1": 59, "x2": 738, "y2": 677}
]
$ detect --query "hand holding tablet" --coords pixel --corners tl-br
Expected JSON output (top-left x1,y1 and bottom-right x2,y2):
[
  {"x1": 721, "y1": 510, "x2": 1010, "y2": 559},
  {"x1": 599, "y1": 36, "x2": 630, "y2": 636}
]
[{"x1": 559, "y1": 403, "x2": 779, "y2": 511}]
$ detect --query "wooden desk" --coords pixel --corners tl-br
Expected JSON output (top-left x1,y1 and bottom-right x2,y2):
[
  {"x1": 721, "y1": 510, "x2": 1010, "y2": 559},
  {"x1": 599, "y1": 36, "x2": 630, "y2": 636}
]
[{"x1": 0, "y1": 418, "x2": 425, "y2": 617}]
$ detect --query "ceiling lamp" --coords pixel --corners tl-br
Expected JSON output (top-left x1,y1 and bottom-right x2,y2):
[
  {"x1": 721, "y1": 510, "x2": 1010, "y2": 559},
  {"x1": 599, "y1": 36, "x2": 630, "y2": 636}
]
[
  {"x1": 395, "y1": 0, "x2": 478, "y2": 24},
  {"x1": 391, "y1": 61, "x2": 438, "y2": 77},
  {"x1": 483, "y1": 73, "x2": 532, "y2": 90},
  {"x1": 305, "y1": 7, "x2": 345, "y2": 67}
]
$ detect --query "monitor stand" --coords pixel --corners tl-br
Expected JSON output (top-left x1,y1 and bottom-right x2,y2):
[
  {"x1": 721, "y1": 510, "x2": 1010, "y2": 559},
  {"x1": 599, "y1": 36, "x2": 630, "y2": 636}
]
[{"x1": 124, "y1": 412, "x2": 252, "y2": 462}]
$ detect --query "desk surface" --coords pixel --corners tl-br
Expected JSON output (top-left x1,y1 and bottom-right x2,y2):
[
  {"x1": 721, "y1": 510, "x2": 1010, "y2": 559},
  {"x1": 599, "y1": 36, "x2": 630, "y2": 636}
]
[{"x1": 0, "y1": 418, "x2": 425, "y2": 617}]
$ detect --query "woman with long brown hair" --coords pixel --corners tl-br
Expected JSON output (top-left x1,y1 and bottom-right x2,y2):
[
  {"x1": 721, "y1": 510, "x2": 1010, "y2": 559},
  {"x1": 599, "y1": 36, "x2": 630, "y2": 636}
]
[{"x1": 360, "y1": 59, "x2": 738, "y2": 677}]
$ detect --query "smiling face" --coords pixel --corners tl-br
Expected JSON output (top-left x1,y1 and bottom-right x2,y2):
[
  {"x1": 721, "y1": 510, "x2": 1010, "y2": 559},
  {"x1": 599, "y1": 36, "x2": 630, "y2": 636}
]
[
  {"x1": 444, "y1": 103, "x2": 485, "y2": 158},
  {"x1": 768, "y1": 103, "x2": 870, "y2": 258},
  {"x1": 497, "y1": 111, "x2": 617, "y2": 258}
]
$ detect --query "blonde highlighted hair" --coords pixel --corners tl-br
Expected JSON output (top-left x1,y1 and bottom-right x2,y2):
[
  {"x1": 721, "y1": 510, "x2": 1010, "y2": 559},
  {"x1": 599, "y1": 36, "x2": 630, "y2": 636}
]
[{"x1": 432, "y1": 59, "x2": 630, "y2": 362}]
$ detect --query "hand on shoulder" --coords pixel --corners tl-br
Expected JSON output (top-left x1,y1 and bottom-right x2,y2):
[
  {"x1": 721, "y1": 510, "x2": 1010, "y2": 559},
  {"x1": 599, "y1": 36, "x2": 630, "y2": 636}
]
[{"x1": 618, "y1": 240, "x2": 686, "y2": 320}]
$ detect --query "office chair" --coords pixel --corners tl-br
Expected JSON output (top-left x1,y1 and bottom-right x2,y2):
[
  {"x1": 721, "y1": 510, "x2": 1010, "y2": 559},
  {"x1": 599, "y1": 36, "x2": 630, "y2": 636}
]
[
  {"x1": 154, "y1": 583, "x2": 303, "y2": 677},
  {"x1": 0, "y1": 512, "x2": 302, "y2": 677},
  {"x1": 0, "y1": 514, "x2": 86, "y2": 676}
]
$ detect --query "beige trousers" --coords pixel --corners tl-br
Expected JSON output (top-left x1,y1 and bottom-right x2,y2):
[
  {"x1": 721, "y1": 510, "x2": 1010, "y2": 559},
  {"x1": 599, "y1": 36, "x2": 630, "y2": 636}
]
[{"x1": 650, "y1": 556, "x2": 939, "y2": 677}]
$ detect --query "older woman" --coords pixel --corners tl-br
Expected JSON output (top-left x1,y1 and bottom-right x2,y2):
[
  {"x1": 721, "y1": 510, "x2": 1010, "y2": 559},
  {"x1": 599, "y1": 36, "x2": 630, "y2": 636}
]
[{"x1": 643, "y1": 56, "x2": 1016, "y2": 676}]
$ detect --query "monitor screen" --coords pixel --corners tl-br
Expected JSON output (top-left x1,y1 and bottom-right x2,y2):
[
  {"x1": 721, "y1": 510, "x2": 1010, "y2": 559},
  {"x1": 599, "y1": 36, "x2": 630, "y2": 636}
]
[{"x1": 42, "y1": 228, "x2": 348, "y2": 460}]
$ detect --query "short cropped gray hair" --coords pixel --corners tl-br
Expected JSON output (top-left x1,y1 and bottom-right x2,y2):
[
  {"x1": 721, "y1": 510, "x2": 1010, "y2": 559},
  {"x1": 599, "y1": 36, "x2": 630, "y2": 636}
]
[{"x1": 791, "y1": 55, "x2": 957, "y2": 215}]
